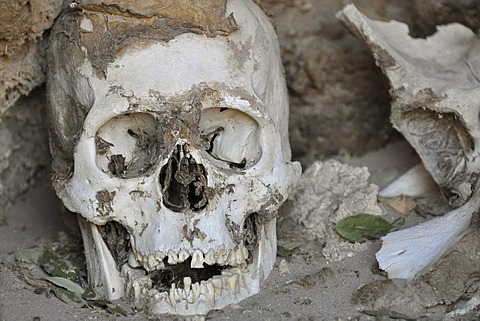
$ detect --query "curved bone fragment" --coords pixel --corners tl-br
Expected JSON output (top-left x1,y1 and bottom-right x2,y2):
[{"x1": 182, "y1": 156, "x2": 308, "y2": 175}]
[
  {"x1": 338, "y1": 4, "x2": 480, "y2": 206},
  {"x1": 338, "y1": 5, "x2": 480, "y2": 279},
  {"x1": 379, "y1": 163, "x2": 437, "y2": 198},
  {"x1": 376, "y1": 186, "x2": 480, "y2": 279}
]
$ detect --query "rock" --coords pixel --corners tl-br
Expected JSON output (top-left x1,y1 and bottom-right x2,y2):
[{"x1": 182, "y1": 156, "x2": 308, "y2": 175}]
[{"x1": 279, "y1": 160, "x2": 384, "y2": 261}]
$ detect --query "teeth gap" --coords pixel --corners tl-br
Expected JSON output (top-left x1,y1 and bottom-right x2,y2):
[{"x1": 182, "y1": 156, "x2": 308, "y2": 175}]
[{"x1": 150, "y1": 257, "x2": 226, "y2": 293}]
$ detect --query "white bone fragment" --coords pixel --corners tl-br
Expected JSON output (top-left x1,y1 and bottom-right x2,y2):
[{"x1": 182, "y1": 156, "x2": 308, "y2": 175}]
[
  {"x1": 376, "y1": 187, "x2": 480, "y2": 279},
  {"x1": 379, "y1": 163, "x2": 437, "y2": 198}
]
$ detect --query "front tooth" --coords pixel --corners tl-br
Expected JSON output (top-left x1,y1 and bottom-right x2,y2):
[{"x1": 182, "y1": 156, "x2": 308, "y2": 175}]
[
  {"x1": 178, "y1": 249, "x2": 189, "y2": 263},
  {"x1": 192, "y1": 282, "x2": 200, "y2": 302},
  {"x1": 191, "y1": 250, "x2": 204, "y2": 268},
  {"x1": 211, "y1": 277, "x2": 223, "y2": 296},
  {"x1": 169, "y1": 284, "x2": 176, "y2": 308},
  {"x1": 205, "y1": 249, "x2": 215, "y2": 265},
  {"x1": 155, "y1": 252, "x2": 165, "y2": 268},
  {"x1": 167, "y1": 250, "x2": 178, "y2": 264},
  {"x1": 184, "y1": 277, "x2": 192, "y2": 293}
]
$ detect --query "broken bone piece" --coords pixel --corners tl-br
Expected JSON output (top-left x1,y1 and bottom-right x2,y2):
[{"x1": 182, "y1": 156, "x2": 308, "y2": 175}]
[
  {"x1": 338, "y1": 4, "x2": 480, "y2": 207},
  {"x1": 379, "y1": 163, "x2": 437, "y2": 198},
  {"x1": 46, "y1": 0, "x2": 301, "y2": 316},
  {"x1": 338, "y1": 4, "x2": 480, "y2": 280},
  {"x1": 376, "y1": 185, "x2": 480, "y2": 279}
]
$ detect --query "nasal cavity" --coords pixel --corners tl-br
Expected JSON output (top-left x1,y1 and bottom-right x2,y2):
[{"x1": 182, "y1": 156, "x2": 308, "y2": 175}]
[{"x1": 159, "y1": 144, "x2": 209, "y2": 212}]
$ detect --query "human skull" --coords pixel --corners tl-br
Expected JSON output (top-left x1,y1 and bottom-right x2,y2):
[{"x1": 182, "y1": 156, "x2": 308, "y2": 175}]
[
  {"x1": 47, "y1": 0, "x2": 301, "y2": 315},
  {"x1": 338, "y1": 4, "x2": 480, "y2": 208}
]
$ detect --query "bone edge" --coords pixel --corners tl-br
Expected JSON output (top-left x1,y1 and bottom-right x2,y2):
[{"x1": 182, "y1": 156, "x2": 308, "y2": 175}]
[{"x1": 78, "y1": 215, "x2": 126, "y2": 300}]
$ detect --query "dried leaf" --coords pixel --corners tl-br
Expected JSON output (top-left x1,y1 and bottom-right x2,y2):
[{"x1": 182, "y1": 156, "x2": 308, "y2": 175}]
[
  {"x1": 45, "y1": 276, "x2": 85, "y2": 296},
  {"x1": 106, "y1": 302, "x2": 128, "y2": 316},
  {"x1": 381, "y1": 195, "x2": 417, "y2": 216},
  {"x1": 277, "y1": 241, "x2": 302, "y2": 257},
  {"x1": 336, "y1": 213, "x2": 393, "y2": 242},
  {"x1": 82, "y1": 286, "x2": 101, "y2": 301},
  {"x1": 52, "y1": 287, "x2": 83, "y2": 304},
  {"x1": 88, "y1": 299, "x2": 128, "y2": 316},
  {"x1": 362, "y1": 309, "x2": 416, "y2": 320}
]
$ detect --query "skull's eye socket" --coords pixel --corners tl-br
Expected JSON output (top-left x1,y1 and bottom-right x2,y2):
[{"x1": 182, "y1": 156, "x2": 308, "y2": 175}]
[
  {"x1": 199, "y1": 108, "x2": 261, "y2": 169},
  {"x1": 95, "y1": 113, "x2": 159, "y2": 178}
]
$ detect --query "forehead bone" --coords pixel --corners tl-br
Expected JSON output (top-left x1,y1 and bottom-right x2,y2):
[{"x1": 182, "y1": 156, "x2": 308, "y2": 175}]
[{"x1": 67, "y1": 0, "x2": 238, "y2": 77}]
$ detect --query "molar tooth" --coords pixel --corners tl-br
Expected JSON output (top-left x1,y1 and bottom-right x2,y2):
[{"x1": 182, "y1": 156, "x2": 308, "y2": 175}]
[
  {"x1": 128, "y1": 251, "x2": 141, "y2": 268},
  {"x1": 211, "y1": 277, "x2": 223, "y2": 296},
  {"x1": 226, "y1": 274, "x2": 239, "y2": 292},
  {"x1": 217, "y1": 250, "x2": 227, "y2": 265},
  {"x1": 205, "y1": 249, "x2": 215, "y2": 265},
  {"x1": 147, "y1": 254, "x2": 156, "y2": 270},
  {"x1": 241, "y1": 244, "x2": 249, "y2": 260},
  {"x1": 200, "y1": 281, "x2": 215, "y2": 303},
  {"x1": 235, "y1": 246, "x2": 245, "y2": 265},
  {"x1": 227, "y1": 250, "x2": 236, "y2": 266},
  {"x1": 216, "y1": 245, "x2": 225, "y2": 261},
  {"x1": 167, "y1": 250, "x2": 178, "y2": 264},
  {"x1": 191, "y1": 249, "x2": 204, "y2": 268},
  {"x1": 178, "y1": 249, "x2": 189, "y2": 263},
  {"x1": 184, "y1": 277, "x2": 192, "y2": 293}
]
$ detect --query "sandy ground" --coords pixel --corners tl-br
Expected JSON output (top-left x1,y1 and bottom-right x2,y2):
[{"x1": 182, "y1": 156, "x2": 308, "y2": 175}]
[{"x1": 0, "y1": 141, "x2": 466, "y2": 321}]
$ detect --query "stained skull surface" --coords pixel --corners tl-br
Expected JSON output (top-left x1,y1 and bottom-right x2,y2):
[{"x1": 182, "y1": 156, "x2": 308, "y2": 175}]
[{"x1": 47, "y1": 0, "x2": 301, "y2": 315}]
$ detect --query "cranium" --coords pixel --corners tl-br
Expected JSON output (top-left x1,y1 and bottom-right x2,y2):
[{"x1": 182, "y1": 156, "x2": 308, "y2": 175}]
[
  {"x1": 47, "y1": 0, "x2": 301, "y2": 315},
  {"x1": 338, "y1": 5, "x2": 480, "y2": 279}
]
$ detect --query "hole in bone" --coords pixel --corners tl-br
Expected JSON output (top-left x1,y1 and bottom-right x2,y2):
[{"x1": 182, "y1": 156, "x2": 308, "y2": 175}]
[
  {"x1": 199, "y1": 108, "x2": 261, "y2": 169},
  {"x1": 403, "y1": 109, "x2": 474, "y2": 187},
  {"x1": 151, "y1": 258, "x2": 224, "y2": 293},
  {"x1": 98, "y1": 221, "x2": 131, "y2": 270},
  {"x1": 159, "y1": 144, "x2": 209, "y2": 212},
  {"x1": 243, "y1": 213, "x2": 258, "y2": 264},
  {"x1": 95, "y1": 113, "x2": 159, "y2": 178}
]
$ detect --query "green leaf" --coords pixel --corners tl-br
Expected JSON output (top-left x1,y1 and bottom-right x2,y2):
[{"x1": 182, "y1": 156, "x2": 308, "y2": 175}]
[
  {"x1": 277, "y1": 241, "x2": 302, "y2": 257},
  {"x1": 14, "y1": 248, "x2": 43, "y2": 264},
  {"x1": 335, "y1": 213, "x2": 393, "y2": 243},
  {"x1": 362, "y1": 309, "x2": 416, "y2": 320},
  {"x1": 45, "y1": 276, "x2": 85, "y2": 296},
  {"x1": 39, "y1": 250, "x2": 78, "y2": 280}
]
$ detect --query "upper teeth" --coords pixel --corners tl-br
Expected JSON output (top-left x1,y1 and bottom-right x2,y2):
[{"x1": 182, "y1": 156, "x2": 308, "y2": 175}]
[{"x1": 133, "y1": 243, "x2": 249, "y2": 272}]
